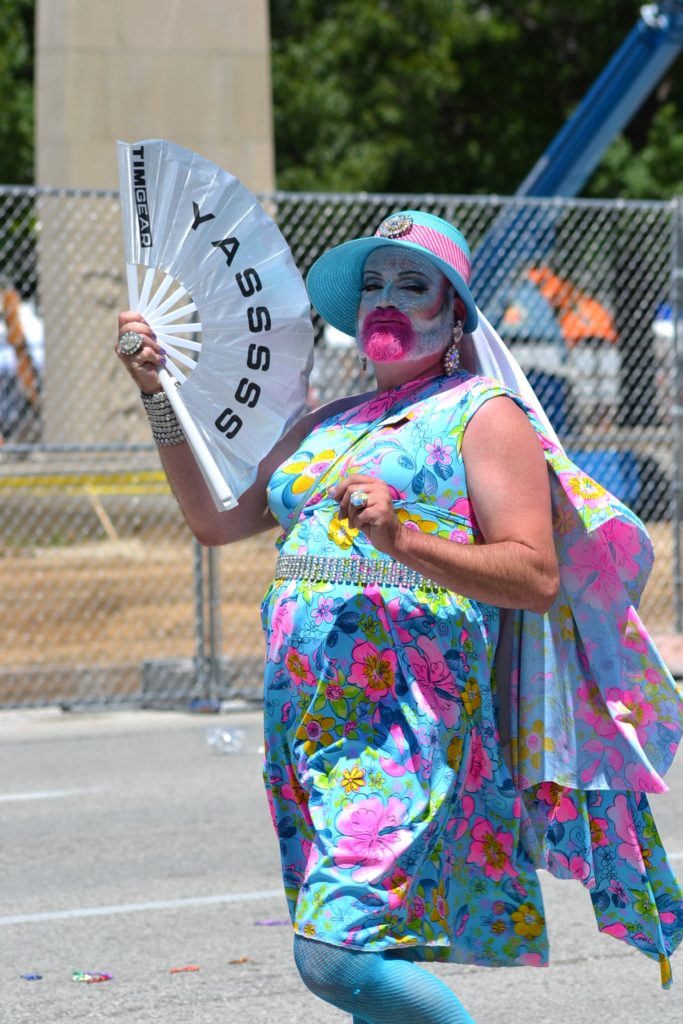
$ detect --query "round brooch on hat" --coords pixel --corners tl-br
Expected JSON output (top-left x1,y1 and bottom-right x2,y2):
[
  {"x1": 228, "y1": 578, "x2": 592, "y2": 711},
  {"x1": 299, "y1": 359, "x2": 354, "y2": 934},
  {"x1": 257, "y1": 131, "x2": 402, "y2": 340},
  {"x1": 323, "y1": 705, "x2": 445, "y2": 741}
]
[{"x1": 377, "y1": 213, "x2": 414, "y2": 239}]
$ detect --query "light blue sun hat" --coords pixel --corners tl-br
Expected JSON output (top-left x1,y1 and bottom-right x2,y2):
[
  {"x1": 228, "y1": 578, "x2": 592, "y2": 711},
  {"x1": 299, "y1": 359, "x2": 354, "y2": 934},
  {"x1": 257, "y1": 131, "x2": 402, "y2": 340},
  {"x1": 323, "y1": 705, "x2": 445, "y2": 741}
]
[{"x1": 306, "y1": 210, "x2": 479, "y2": 336}]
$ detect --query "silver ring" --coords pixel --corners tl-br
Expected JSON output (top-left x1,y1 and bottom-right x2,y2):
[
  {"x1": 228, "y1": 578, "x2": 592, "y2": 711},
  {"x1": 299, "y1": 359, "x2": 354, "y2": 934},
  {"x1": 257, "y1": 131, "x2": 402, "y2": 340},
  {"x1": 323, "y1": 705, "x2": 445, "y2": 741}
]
[
  {"x1": 349, "y1": 489, "x2": 369, "y2": 510},
  {"x1": 118, "y1": 330, "x2": 145, "y2": 357}
]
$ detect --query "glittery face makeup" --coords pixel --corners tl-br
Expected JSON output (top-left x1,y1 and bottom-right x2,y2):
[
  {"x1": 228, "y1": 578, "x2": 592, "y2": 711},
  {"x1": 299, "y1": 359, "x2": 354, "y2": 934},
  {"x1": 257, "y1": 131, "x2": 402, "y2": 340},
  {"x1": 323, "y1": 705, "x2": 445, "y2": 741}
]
[{"x1": 357, "y1": 248, "x2": 454, "y2": 365}]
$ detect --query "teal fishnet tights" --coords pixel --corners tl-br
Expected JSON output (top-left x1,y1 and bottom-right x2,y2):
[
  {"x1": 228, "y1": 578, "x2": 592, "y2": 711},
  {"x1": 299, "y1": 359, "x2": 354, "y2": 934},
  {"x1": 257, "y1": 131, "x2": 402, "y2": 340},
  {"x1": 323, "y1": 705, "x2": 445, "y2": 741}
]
[{"x1": 293, "y1": 935, "x2": 475, "y2": 1024}]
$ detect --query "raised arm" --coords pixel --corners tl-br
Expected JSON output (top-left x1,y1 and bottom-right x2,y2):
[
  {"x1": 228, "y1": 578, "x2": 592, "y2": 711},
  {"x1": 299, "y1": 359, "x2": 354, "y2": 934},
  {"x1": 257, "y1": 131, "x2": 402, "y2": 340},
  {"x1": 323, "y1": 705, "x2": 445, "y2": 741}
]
[
  {"x1": 116, "y1": 311, "x2": 365, "y2": 546},
  {"x1": 152, "y1": 417, "x2": 310, "y2": 547}
]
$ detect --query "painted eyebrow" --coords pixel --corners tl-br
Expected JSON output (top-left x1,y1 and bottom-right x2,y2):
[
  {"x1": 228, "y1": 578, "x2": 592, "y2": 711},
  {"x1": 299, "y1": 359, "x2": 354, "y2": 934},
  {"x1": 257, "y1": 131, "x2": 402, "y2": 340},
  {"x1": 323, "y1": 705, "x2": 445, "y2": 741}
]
[{"x1": 362, "y1": 269, "x2": 431, "y2": 279}]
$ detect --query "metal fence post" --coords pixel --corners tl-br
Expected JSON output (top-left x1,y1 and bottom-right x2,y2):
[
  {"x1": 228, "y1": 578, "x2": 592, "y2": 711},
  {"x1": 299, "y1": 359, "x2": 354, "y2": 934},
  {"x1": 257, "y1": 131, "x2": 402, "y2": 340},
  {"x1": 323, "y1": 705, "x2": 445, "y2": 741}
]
[
  {"x1": 192, "y1": 540, "x2": 222, "y2": 704},
  {"x1": 672, "y1": 195, "x2": 683, "y2": 633},
  {"x1": 192, "y1": 538, "x2": 208, "y2": 696},
  {"x1": 207, "y1": 545, "x2": 222, "y2": 703}
]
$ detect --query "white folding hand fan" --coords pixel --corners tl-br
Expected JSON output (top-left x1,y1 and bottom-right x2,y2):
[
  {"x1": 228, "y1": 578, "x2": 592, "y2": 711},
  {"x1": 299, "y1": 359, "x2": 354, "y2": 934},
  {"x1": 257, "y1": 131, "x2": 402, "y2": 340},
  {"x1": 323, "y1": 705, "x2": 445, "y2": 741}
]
[{"x1": 117, "y1": 139, "x2": 314, "y2": 510}]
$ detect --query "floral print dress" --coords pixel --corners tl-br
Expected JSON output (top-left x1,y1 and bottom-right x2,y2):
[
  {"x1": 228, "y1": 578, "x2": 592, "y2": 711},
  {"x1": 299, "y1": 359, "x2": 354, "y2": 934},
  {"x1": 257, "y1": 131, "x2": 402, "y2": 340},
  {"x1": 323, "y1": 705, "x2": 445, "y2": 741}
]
[{"x1": 261, "y1": 370, "x2": 683, "y2": 987}]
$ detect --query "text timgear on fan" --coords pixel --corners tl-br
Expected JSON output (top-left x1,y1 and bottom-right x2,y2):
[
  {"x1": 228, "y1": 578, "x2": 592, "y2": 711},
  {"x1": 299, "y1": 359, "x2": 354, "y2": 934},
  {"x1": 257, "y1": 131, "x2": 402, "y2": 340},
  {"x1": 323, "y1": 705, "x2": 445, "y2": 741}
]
[{"x1": 132, "y1": 145, "x2": 152, "y2": 247}]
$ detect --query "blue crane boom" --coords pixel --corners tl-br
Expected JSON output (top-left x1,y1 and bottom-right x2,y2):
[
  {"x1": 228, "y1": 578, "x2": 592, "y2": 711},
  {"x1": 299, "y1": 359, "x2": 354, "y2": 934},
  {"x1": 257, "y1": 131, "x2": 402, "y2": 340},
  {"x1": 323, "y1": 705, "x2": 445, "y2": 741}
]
[
  {"x1": 517, "y1": 1, "x2": 683, "y2": 197},
  {"x1": 472, "y1": 3, "x2": 683, "y2": 305},
  {"x1": 466, "y1": 4, "x2": 683, "y2": 528}
]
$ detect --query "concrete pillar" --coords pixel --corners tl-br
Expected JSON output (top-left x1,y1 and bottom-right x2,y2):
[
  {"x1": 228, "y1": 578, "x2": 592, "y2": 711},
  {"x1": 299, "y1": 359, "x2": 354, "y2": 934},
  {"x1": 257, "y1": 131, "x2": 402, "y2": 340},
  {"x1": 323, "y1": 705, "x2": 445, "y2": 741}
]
[{"x1": 35, "y1": 0, "x2": 275, "y2": 444}]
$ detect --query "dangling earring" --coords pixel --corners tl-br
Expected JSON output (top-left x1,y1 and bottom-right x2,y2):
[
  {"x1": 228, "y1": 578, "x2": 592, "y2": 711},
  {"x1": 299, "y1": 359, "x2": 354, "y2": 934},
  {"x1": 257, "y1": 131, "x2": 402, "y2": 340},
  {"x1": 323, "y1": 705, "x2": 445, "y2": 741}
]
[
  {"x1": 442, "y1": 321, "x2": 463, "y2": 376},
  {"x1": 358, "y1": 353, "x2": 368, "y2": 372}
]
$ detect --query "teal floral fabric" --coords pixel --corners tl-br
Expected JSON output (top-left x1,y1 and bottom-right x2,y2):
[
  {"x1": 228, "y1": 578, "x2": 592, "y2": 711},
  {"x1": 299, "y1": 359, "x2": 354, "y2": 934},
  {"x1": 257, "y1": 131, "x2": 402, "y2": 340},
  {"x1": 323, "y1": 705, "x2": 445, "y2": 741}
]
[{"x1": 261, "y1": 371, "x2": 683, "y2": 986}]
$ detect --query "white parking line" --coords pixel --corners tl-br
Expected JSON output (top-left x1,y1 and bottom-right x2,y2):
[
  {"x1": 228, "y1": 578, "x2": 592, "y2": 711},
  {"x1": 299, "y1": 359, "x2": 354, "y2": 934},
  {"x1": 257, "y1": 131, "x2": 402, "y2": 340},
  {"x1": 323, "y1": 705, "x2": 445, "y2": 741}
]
[
  {"x1": 3, "y1": 857, "x2": 683, "y2": 927},
  {"x1": 0, "y1": 890, "x2": 285, "y2": 926},
  {"x1": 0, "y1": 787, "x2": 105, "y2": 802}
]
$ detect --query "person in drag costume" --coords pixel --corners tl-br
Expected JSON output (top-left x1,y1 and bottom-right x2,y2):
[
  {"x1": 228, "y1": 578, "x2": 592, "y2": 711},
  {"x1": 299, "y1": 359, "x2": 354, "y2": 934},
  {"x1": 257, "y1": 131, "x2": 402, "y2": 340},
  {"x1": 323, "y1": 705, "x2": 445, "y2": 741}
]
[{"x1": 117, "y1": 210, "x2": 683, "y2": 1024}]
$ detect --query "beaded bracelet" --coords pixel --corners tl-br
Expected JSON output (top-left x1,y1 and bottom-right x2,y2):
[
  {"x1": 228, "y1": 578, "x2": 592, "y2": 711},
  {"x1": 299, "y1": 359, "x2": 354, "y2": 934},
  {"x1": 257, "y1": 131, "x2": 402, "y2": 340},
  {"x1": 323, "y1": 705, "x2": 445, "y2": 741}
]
[{"x1": 140, "y1": 388, "x2": 186, "y2": 446}]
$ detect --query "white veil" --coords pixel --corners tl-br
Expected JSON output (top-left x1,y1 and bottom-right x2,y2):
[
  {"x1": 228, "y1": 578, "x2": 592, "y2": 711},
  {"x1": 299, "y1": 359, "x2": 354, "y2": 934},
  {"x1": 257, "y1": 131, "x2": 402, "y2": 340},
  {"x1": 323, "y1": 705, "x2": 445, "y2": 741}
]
[{"x1": 462, "y1": 306, "x2": 563, "y2": 450}]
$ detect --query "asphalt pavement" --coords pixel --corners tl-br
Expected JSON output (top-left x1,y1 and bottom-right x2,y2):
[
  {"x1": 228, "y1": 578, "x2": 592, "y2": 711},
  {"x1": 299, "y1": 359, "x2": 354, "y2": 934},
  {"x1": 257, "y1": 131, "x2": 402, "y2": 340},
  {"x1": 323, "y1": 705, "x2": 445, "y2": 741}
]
[{"x1": 2, "y1": 706, "x2": 682, "y2": 1024}]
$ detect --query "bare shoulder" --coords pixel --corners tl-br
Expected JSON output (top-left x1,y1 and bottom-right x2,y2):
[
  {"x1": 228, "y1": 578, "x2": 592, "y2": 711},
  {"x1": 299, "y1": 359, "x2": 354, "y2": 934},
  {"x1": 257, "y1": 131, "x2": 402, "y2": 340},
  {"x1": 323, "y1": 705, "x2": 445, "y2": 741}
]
[
  {"x1": 462, "y1": 394, "x2": 541, "y2": 460},
  {"x1": 461, "y1": 393, "x2": 552, "y2": 545}
]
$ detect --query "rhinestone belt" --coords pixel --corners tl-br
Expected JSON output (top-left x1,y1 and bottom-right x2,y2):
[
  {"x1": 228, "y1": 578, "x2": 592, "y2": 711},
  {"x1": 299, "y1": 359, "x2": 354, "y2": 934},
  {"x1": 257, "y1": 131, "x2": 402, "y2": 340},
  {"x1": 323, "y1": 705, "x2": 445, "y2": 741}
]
[{"x1": 274, "y1": 553, "x2": 448, "y2": 592}]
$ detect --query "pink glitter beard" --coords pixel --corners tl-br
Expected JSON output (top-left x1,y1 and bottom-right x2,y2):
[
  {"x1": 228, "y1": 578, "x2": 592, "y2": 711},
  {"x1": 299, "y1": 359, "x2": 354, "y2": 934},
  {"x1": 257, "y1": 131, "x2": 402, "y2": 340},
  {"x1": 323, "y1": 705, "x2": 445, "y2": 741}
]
[{"x1": 361, "y1": 322, "x2": 415, "y2": 362}]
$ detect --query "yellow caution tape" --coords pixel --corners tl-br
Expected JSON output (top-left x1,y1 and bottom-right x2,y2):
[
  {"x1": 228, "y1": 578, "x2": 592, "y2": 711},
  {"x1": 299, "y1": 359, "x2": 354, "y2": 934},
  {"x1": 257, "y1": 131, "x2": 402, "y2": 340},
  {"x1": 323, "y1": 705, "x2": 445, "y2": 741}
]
[{"x1": 0, "y1": 471, "x2": 171, "y2": 496}]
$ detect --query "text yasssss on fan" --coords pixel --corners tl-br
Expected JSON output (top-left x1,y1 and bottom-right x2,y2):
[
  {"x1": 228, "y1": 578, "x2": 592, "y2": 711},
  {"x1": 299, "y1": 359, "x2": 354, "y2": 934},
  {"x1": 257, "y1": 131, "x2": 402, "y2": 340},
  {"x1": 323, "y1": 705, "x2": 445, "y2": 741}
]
[{"x1": 209, "y1": 229, "x2": 272, "y2": 442}]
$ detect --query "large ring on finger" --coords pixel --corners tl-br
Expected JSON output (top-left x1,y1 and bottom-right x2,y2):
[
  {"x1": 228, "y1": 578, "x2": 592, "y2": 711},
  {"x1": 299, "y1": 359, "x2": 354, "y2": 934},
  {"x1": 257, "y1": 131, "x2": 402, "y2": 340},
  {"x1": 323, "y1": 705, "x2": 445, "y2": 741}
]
[
  {"x1": 118, "y1": 330, "x2": 145, "y2": 356},
  {"x1": 349, "y1": 489, "x2": 369, "y2": 510}
]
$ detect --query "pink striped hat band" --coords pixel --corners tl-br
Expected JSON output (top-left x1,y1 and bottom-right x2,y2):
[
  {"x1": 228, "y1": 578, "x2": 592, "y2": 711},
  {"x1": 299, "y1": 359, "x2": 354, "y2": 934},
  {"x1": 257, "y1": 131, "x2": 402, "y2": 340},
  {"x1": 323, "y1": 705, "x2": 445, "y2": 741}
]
[
  {"x1": 306, "y1": 209, "x2": 479, "y2": 337},
  {"x1": 373, "y1": 216, "x2": 472, "y2": 285}
]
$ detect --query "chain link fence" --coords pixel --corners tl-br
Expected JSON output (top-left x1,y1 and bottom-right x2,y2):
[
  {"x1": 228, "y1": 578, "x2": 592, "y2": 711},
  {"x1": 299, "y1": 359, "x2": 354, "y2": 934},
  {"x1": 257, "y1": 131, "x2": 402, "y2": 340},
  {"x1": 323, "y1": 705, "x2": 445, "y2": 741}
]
[{"x1": 0, "y1": 186, "x2": 680, "y2": 708}]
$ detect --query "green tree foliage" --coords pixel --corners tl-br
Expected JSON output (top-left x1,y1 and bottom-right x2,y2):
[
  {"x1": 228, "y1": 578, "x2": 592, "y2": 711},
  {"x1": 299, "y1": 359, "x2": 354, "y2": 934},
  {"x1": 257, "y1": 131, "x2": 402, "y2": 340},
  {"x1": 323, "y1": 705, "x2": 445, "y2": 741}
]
[
  {"x1": 2, "y1": 1, "x2": 683, "y2": 196},
  {"x1": 0, "y1": 0, "x2": 34, "y2": 184},
  {"x1": 270, "y1": 0, "x2": 683, "y2": 199},
  {"x1": 587, "y1": 103, "x2": 683, "y2": 198}
]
